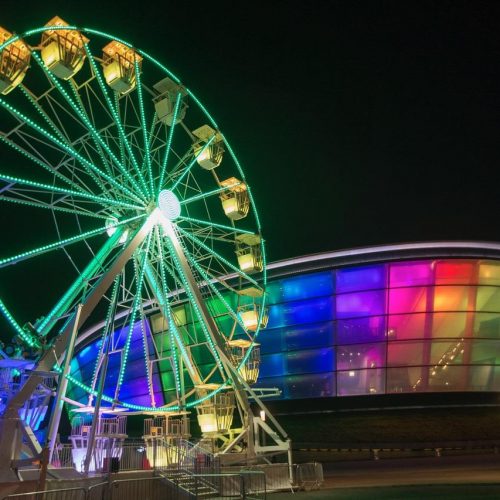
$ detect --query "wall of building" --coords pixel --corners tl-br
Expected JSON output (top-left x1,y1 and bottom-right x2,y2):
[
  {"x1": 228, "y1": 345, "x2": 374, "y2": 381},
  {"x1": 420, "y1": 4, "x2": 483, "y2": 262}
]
[{"x1": 68, "y1": 257, "x2": 500, "y2": 409}]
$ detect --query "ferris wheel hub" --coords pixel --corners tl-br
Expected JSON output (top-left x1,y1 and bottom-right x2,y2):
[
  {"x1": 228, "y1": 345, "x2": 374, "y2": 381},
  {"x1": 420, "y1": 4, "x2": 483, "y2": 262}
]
[{"x1": 158, "y1": 189, "x2": 181, "y2": 220}]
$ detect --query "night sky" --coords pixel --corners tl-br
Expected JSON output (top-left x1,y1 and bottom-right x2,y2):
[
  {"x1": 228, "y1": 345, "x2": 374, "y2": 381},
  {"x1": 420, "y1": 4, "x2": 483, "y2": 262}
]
[{"x1": 2, "y1": 0, "x2": 499, "y2": 264}]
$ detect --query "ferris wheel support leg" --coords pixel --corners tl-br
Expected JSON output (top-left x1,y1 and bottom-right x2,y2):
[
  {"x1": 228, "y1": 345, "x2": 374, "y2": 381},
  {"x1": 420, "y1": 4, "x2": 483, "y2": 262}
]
[
  {"x1": 0, "y1": 219, "x2": 152, "y2": 478},
  {"x1": 46, "y1": 304, "x2": 82, "y2": 463},
  {"x1": 161, "y1": 219, "x2": 256, "y2": 457}
]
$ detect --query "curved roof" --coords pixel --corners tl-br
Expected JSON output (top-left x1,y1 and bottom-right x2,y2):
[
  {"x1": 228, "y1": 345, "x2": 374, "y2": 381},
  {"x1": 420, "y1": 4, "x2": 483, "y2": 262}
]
[{"x1": 267, "y1": 241, "x2": 500, "y2": 279}]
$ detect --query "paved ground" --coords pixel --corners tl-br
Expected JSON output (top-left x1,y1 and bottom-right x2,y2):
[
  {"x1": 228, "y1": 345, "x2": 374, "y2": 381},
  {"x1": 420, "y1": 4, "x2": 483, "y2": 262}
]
[{"x1": 271, "y1": 454, "x2": 500, "y2": 499}]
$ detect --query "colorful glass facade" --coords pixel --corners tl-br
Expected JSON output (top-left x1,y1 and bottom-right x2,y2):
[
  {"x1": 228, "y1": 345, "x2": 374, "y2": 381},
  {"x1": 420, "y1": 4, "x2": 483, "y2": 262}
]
[{"x1": 69, "y1": 250, "x2": 500, "y2": 407}]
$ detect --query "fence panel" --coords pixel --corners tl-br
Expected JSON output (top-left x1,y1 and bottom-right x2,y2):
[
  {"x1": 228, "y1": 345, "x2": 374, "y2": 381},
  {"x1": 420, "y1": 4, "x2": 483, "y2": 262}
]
[
  {"x1": 3, "y1": 487, "x2": 86, "y2": 500},
  {"x1": 296, "y1": 462, "x2": 324, "y2": 490}
]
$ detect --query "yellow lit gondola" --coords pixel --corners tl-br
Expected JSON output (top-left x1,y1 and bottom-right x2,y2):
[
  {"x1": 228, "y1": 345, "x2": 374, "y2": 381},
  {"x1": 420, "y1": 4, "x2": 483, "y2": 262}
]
[
  {"x1": 192, "y1": 124, "x2": 224, "y2": 170},
  {"x1": 0, "y1": 27, "x2": 30, "y2": 95},
  {"x1": 101, "y1": 40, "x2": 142, "y2": 94},
  {"x1": 153, "y1": 77, "x2": 187, "y2": 126},
  {"x1": 236, "y1": 233, "x2": 263, "y2": 273},
  {"x1": 220, "y1": 177, "x2": 249, "y2": 220},
  {"x1": 40, "y1": 16, "x2": 89, "y2": 80},
  {"x1": 228, "y1": 339, "x2": 261, "y2": 384}
]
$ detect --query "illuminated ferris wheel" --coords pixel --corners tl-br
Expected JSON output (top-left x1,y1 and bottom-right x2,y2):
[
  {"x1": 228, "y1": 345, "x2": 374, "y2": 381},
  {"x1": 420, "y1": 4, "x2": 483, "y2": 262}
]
[{"x1": 0, "y1": 17, "x2": 284, "y2": 467}]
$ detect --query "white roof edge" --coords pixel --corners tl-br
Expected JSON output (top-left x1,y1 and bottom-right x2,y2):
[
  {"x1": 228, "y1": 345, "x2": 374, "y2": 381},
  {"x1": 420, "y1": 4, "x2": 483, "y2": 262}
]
[{"x1": 267, "y1": 241, "x2": 500, "y2": 271}]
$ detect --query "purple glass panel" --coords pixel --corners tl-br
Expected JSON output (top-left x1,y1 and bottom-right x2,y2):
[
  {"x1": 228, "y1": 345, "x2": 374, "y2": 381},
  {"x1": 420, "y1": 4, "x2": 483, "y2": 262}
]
[
  {"x1": 389, "y1": 260, "x2": 434, "y2": 288},
  {"x1": 336, "y1": 264, "x2": 386, "y2": 293},
  {"x1": 336, "y1": 290, "x2": 385, "y2": 319},
  {"x1": 337, "y1": 343, "x2": 386, "y2": 371},
  {"x1": 337, "y1": 315, "x2": 386, "y2": 344}
]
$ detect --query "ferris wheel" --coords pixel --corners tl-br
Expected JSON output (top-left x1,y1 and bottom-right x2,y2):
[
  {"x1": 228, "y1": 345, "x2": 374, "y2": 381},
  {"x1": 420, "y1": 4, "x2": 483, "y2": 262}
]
[{"x1": 0, "y1": 17, "x2": 280, "y2": 465}]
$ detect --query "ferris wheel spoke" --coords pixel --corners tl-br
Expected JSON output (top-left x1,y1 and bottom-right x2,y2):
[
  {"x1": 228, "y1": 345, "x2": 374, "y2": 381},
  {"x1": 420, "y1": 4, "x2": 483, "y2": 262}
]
[
  {"x1": 0, "y1": 96, "x2": 145, "y2": 206},
  {"x1": 83, "y1": 43, "x2": 150, "y2": 199},
  {"x1": 170, "y1": 135, "x2": 216, "y2": 192},
  {"x1": 161, "y1": 224, "x2": 225, "y2": 378},
  {"x1": 133, "y1": 61, "x2": 154, "y2": 198},
  {"x1": 0, "y1": 172, "x2": 145, "y2": 211},
  {"x1": 0, "y1": 213, "x2": 144, "y2": 269},
  {"x1": 143, "y1": 262, "x2": 191, "y2": 403},
  {"x1": 87, "y1": 274, "x2": 121, "y2": 406},
  {"x1": 177, "y1": 225, "x2": 261, "y2": 289},
  {"x1": 0, "y1": 195, "x2": 110, "y2": 220},
  {"x1": 18, "y1": 84, "x2": 70, "y2": 144},
  {"x1": 66, "y1": 79, "x2": 143, "y2": 195},
  {"x1": 115, "y1": 231, "x2": 152, "y2": 398},
  {"x1": 145, "y1": 241, "x2": 204, "y2": 387},
  {"x1": 180, "y1": 181, "x2": 241, "y2": 206},
  {"x1": 0, "y1": 99, "x2": 113, "y2": 201},
  {"x1": 138, "y1": 303, "x2": 156, "y2": 407},
  {"x1": 36, "y1": 224, "x2": 131, "y2": 337},
  {"x1": 177, "y1": 215, "x2": 253, "y2": 236},
  {"x1": 179, "y1": 239, "x2": 248, "y2": 334},
  {"x1": 157, "y1": 92, "x2": 182, "y2": 195},
  {"x1": 0, "y1": 133, "x2": 92, "y2": 195}
]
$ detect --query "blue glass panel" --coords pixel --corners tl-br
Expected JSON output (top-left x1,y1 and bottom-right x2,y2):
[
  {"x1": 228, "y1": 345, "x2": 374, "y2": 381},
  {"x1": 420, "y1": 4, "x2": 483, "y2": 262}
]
[
  {"x1": 281, "y1": 272, "x2": 334, "y2": 301},
  {"x1": 336, "y1": 290, "x2": 385, "y2": 319},
  {"x1": 337, "y1": 316, "x2": 386, "y2": 344},
  {"x1": 259, "y1": 353, "x2": 286, "y2": 378},
  {"x1": 267, "y1": 296, "x2": 334, "y2": 329},
  {"x1": 259, "y1": 327, "x2": 284, "y2": 354},
  {"x1": 286, "y1": 347, "x2": 335, "y2": 374},
  {"x1": 284, "y1": 372, "x2": 336, "y2": 399},
  {"x1": 336, "y1": 264, "x2": 386, "y2": 294},
  {"x1": 253, "y1": 376, "x2": 286, "y2": 400},
  {"x1": 284, "y1": 322, "x2": 335, "y2": 350}
]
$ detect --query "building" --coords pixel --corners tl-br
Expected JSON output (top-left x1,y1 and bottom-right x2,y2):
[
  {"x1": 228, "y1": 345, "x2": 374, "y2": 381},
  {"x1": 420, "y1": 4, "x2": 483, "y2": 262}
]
[{"x1": 68, "y1": 241, "x2": 500, "y2": 416}]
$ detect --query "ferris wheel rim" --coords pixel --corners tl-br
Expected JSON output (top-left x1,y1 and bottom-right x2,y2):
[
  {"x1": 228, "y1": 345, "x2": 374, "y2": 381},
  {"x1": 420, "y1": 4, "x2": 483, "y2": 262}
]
[{"x1": 0, "y1": 22, "x2": 267, "y2": 412}]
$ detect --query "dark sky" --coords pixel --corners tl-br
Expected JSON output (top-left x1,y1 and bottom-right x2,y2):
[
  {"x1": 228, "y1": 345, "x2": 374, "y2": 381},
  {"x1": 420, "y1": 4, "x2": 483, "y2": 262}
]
[{"x1": 2, "y1": 0, "x2": 499, "y2": 264}]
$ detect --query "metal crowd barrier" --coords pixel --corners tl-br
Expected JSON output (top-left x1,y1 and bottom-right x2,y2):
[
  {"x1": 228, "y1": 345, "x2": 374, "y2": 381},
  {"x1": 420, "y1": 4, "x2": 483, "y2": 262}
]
[
  {"x1": 295, "y1": 462, "x2": 324, "y2": 490},
  {"x1": 2, "y1": 473, "x2": 266, "y2": 500},
  {"x1": 3, "y1": 487, "x2": 86, "y2": 500}
]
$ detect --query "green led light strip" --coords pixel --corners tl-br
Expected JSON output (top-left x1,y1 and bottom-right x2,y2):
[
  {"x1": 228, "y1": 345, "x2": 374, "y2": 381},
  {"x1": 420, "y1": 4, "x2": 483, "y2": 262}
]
[
  {"x1": 134, "y1": 60, "x2": 154, "y2": 199},
  {"x1": 179, "y1": 181, "x2": 240, "y2": 206},
  {"x1": 177, "y1": 225, "x2": 260, "y2": 289},
  {"x1": 0, "y1": 171, "x2": 143, "y2": 211},
  {"x1": 157, "y1": 92, "x2": 182, "y2": 196},
  {"x1": 116, "y1": 232, "x2": 152, "y2": 392},
  {"x1": 0, "y1": 298, "x2": 40, "y2": 347},
  {"x1": 88, "y1": 275, "x2": 121, "y2": 405},
  {"x1": 177, "y1": 215, "x2": 253, "y2": 236},
  {"x1": 83, "y1": 43, "x2": 149, "y2": 199},
  {"x1": 0, "y1": 213, "x2": 144, "y2": 268}
]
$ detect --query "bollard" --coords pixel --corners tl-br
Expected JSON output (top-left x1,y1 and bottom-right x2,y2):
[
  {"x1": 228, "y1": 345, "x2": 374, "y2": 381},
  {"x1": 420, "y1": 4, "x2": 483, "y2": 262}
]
[{"x1": 372, "y1": 449, "x2": 380, "y2": 460}]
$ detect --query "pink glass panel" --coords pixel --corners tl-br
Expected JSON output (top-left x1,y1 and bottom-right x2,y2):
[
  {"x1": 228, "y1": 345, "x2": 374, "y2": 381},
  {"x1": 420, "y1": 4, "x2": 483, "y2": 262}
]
[
  {"x1": 389, "y1": 287, "x2": 428, "y2": 315},
  {"x1": 389, "y1": 261, "x2": 434, "y2": 288}
]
